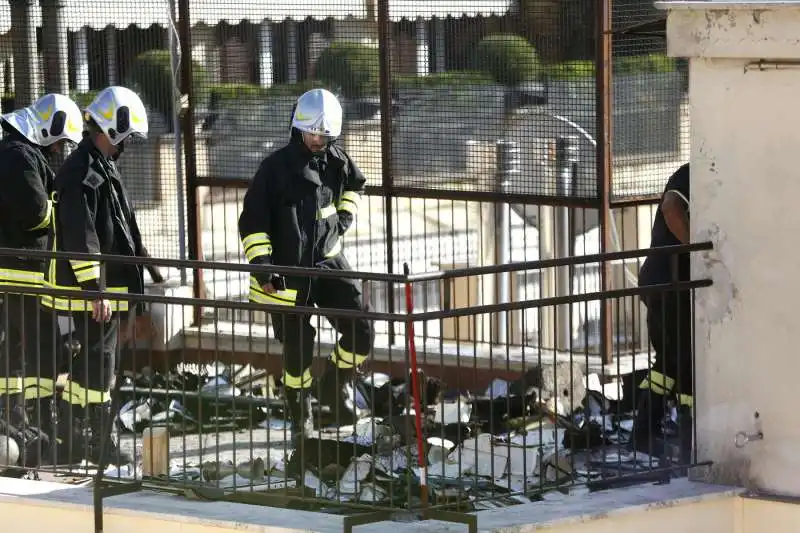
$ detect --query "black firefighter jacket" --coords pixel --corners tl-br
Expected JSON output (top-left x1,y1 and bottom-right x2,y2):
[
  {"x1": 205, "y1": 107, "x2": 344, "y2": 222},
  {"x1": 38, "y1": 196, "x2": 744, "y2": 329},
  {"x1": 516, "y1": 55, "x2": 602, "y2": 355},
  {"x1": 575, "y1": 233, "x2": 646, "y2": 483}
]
[
  {"x1": 43, "y1": 138, "x2": 145, "y2": 313},
  {"x1": 238, "y1": 140, "x2": 366, "y2": 306},
  {"x1": 0, "y1": 133, "x2": 55, "y2": 289}
]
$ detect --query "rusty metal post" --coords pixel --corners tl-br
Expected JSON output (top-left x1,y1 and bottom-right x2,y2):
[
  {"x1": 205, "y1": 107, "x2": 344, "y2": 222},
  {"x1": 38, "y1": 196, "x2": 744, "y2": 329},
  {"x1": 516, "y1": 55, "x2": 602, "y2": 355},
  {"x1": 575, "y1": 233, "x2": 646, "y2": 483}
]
[
  {"x1": 596, "y1": 0, "x2": 614, "y2": 365},
  {"x1": 378, "y1": 0, "x2": 396, "y2": 344},
  {"x1": 177, "y1": 0, "x2": 204, "y2": 325}
]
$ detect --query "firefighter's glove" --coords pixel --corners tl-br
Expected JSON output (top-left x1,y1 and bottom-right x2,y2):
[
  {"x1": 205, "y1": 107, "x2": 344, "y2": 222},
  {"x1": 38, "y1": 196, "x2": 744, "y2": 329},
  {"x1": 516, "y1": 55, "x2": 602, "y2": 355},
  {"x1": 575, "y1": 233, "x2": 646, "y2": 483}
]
[
  {"x1": 263, "y1": 275, "x2": 286, "y2": 294},
  {"x1": 147, "y1": 264, "x2": 165, "y2": 284},
  {"x1": 337, "y1": 211, "x2": 354, "y2": 235}
]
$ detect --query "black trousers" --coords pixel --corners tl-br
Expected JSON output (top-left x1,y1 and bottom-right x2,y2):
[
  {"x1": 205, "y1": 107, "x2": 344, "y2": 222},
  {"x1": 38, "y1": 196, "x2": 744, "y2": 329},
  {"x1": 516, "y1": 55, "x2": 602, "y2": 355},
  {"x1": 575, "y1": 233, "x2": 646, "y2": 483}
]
[
  {"x1": 64, "y1": 312, "x2": 125, "y2": 405},
  {"x1": 643, "y1": 289, "x2": 693, "y2": 396},
  {"x1": 271, "y1": 258, "x2": 374, "y2": 386},
  {"x1": 0, "y1": 293, "x2": 64, "y2": 393}
]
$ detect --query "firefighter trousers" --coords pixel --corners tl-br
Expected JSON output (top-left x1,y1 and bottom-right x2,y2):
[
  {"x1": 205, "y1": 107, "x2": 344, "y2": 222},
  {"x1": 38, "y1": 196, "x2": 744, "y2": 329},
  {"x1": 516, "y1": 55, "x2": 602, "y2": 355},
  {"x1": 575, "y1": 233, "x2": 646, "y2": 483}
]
[
  {"x1": 640, "y1": 289, "x2": 693, "y2": 406},
  {"x1": 62, "y1": 311, "x2": 129, "y2": 408},
  {"x1": 0, "y1": 293, "x2": 65, "y2": 400},
  {"x1": 270, "y1": 258, "x2": 375, "y2": 390}
]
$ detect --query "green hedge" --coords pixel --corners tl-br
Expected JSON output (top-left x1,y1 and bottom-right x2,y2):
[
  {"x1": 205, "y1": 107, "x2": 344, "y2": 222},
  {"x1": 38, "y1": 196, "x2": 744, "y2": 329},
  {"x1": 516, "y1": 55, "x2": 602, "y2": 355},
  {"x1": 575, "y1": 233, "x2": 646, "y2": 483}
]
[
  {"x1": 545, "y1": 54, "x2": 679, "y2": 80},
  {"x1": 209, "y1": 80, "x2": 323, "y2": 103},
  {"x1": 475, "y1": 34, "x2": 540, "y2": 86},
  {"x1": 126, "y1": 49, "x2": 209, "y2": 121},
  {"x1": 395, "y1": 70, "x2": 493, "y2": 89},
  {"x1": 315, "y1": 41, "x2": 379, "y2": 99}
]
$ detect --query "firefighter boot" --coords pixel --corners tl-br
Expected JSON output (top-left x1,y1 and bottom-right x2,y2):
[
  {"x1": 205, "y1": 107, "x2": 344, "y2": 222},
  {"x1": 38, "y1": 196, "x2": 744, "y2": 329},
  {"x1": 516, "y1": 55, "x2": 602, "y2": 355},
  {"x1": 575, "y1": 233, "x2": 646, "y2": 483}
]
[
  {"x1": 628, "y1": 388, "x2": 670, "y2": 460},
  {"x1": 59, "y1": 403, "x2": 133, "y2": 467},
  {"x1": 284, "y1": 388, "x2": 312, "y2": 446},
  {"x1": 315, "y1": 360, "x2": 362, "y2": 429},
  {"x1": 0, "y1": 395, "x2": 53, "y2": 469}
]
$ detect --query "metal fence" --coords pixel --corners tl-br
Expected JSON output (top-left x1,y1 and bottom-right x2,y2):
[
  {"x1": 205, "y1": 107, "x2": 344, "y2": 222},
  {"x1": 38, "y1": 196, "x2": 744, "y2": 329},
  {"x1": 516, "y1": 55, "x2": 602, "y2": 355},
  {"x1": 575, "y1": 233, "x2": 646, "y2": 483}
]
[
  {"x1": 0, "y1": 243, "x2": 711, "y2": 530},
  {"x1": 0, "y1": 0, "x2": 686, "y2": 364}
]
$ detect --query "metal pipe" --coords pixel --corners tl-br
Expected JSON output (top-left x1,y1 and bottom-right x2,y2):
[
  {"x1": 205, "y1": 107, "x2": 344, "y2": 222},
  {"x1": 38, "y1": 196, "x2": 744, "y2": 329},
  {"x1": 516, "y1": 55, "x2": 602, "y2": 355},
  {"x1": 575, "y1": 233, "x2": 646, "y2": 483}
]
[
  {"x1": 494, "y1": 141, "x2": 518, "y2": 345},
  {"x1": 555, "y1": 136, "x2": 578, "y2": 351},
  {"x1": 177, "y1": 0, "x2": 204, "y2": 324},
  {"x1": 378, "y1": 0, "x2": 396, "y2": 344},
  {"x1": 596, "y1": 0, "x2": 614, "y2": 364},
  {"x1": 168, "y1": 0, "x2": 187, "y2": 284}
]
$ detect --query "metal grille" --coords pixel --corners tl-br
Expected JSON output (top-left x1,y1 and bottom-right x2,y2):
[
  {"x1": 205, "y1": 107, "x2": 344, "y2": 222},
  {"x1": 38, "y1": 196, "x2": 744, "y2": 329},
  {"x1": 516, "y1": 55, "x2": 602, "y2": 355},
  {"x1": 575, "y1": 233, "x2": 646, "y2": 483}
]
[{"x1": 611, "y1": 0, "x2": 688, "y2": 201}]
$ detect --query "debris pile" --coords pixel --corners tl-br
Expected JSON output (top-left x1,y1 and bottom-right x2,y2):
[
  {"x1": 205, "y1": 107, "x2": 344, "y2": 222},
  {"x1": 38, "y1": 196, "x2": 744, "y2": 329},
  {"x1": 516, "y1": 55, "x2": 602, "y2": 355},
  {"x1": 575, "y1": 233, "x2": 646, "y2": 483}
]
[{"x1": 102, "y1": 361, "x2": 685, "y2": 509}]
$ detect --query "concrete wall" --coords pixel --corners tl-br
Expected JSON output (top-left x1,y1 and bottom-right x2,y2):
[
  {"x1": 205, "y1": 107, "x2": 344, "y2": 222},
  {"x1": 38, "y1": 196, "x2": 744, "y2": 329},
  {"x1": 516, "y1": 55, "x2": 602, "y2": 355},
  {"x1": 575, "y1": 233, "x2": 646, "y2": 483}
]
[{"x1": 659, "y1": 1, "x2": 800, "y2": 495}]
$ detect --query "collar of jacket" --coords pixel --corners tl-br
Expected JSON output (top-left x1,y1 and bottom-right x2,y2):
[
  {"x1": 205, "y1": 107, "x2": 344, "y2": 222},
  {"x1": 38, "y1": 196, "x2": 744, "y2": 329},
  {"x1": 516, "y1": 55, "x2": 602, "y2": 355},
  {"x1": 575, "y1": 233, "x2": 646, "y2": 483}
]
[{"x1": 286, "y1": 140, "x2": 344, "y2": 185}]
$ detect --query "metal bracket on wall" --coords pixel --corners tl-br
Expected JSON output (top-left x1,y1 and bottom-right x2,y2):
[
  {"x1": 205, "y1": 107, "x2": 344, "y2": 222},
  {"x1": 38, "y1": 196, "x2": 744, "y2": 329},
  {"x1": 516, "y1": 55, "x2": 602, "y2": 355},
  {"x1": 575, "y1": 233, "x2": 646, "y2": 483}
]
[{"x1": 745, "y1": 60, "x2": 800, "y2": 73}]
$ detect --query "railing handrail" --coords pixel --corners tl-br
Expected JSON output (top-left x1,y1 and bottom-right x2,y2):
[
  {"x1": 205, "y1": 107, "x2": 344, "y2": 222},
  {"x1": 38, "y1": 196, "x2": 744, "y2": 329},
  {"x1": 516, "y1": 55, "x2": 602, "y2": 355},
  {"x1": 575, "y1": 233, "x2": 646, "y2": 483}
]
[
  {"x1": 0, "y1": 277, "x2": 711, "y2": 323},
  {"x1": 0, "y1": 241, "x2": 713, "y2": 284}
]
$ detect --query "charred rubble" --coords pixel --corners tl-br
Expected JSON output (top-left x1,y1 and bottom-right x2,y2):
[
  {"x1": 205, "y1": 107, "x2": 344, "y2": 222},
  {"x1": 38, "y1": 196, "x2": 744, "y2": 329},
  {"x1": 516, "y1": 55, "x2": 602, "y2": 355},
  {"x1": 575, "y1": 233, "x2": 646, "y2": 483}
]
[{"x1": 102, "y1": 360, "x2": 687, "y2": 508}]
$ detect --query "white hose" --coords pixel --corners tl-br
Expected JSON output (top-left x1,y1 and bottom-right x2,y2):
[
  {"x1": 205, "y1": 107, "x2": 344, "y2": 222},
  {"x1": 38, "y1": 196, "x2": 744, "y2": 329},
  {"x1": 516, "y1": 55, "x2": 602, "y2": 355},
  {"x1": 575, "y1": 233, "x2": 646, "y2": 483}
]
[{"x1": 548, "y1": 113, "x2": 640, "y2": 287}]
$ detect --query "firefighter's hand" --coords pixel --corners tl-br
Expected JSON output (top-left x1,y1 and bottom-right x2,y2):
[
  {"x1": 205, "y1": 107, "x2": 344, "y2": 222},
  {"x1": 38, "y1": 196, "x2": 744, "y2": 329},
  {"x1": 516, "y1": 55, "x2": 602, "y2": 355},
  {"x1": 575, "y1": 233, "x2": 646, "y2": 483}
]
[
  {"x1": 92, "y1": 299, "x2": 112, "y2": 323},
  {"x1": 262, "y1": 283, "x2": 277, "y2": 294}
]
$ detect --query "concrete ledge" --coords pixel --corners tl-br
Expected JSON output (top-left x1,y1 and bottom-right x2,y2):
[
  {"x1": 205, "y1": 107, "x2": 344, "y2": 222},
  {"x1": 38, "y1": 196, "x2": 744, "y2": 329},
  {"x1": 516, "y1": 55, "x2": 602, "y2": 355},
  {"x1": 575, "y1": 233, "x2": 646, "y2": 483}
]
[{"x1": 0, "y1": 477, "x2": 741, "y2": 533}]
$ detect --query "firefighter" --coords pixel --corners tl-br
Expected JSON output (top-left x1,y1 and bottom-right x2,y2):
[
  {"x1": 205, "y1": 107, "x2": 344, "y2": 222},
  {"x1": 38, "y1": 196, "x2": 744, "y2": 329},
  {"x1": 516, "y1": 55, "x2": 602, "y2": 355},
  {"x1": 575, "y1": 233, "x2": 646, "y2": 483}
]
[
  {"x1": 632, "y1": 162, "x2": 692, "y2": 460},
  {"x1": 0, "y1": 93, "x2": 84, "y2": 467},
  {"x1": 41, "y1": 86, "x2": 153, "y2": 466},
  {"x1": 239, "y1": 88, "x2": 374, "y2": 439}
]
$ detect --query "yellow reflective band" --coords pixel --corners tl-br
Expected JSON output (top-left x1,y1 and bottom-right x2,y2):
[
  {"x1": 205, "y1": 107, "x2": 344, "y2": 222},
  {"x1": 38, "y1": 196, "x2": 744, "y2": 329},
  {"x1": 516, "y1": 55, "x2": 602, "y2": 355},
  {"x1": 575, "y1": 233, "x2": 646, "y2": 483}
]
[
  {"x1": 242, "y1": 232, "x2": 273, "y2": 262},
  {"x1": 70, "y1": 259, "x2": 101, "y2": 283},
  {"x1": 61, "y1": 379, "x2": 110, "y2": 407},
  {"x1": 317, "y1": 204, "x2": 337, "y2": 220},
  {"x1": 28, "y1": 200, "x2": 53, "y2": 231},
  {"x1": 337, "y1": 191, "x2": 361, "y2": 215},
  {"x1": 0, "y1": 269, "x2": 45, "y2": 288},
  {"x1": 283, "y1": 368, "x2": 313, "y2": 390},
  {"x1": 638, "y1": 370, "x2": 675, "y2": 394},
  {"x1": 324, "y1": 237, "x2": 342, "y2": 259},
  {"x1": 0, "y1": 377, "x2": 55, "y2": 400},
  {"x1": 331, "y1": 344, "x2": 368, "y2": 369},
  {"x1": 678, "y1": 394, "x2": 693, "y2": 408},
  {"x1": 40, "y1": 286, "x2": 129, "y2": 312},
  {"x1": 249, "y1": 276, "x2": 298, "y2": 306}
]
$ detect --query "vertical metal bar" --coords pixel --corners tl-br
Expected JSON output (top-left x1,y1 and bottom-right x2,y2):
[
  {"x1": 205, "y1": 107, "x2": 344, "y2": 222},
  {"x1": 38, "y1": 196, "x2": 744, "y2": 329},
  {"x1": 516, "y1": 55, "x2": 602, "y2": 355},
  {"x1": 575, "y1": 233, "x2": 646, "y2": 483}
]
[
  {"x1": 555, "y1": 136, "x2": 577, "y2": 351},
  {"x1": 168, "y1": 0, "x2": 188, "y2": 284},
  {"x1": 494, "y1": 141, "x2": 516, "y2": 346},
  {"x1": 177, "y1": 0, "x2": 204, "y2": 324},
  {"x1": 596, "y1": 0, "x2": 614, "y2": 365},
  {"x1": 378, "y1": 0, "x2": 395, "y2": 344}
]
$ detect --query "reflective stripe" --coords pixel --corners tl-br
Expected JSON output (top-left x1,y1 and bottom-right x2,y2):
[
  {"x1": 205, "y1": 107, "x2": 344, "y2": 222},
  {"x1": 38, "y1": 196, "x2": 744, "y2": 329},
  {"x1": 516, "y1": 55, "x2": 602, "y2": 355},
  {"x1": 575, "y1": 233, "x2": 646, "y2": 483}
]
[
  {"x1": 331, "y1": 343, "x2": 368, "y2": 369},
  {"x1": 40, "y1": 288, "x2": 129, "y2": 312},
  {"x1": 0, "y1": 377, "x2": 55, "y2": 399},
  {"x1": 70, "y1": 259, "x2": 101, "y2": 284},
  {"x1": 317, "y1": 204, "x2": 337, "y2": 220},
  {"x1": 284, "y1": 368, "x2": 313, "y2": 390},
  {"x1": 678, "y1": 394, "x2": 693, "y2": 408},
  {"x1": 61, "y1": 379, "x2": 110, "y2": 407},
  {"x1": 43, "y1": 221, "x2": 128, "y2": 312},
  {"x1": 0, "y1": 269, "x2": 45, "y2": 288},
  {"x1": 249, "y1": 276, "x2": 298, "y2": 306},
  {"x1": 242, "y1": 232, "x2": 273, "y2": 262},
  {"x1": 324, "y1": 237, "x2": 342, "y2": 259},
  {"x1": 638, "y1": 370, "x2": 675, "y2": 394},
  {"x1": 337, "y1": 191, "x2": 361, "y2": 215},
  {"x1": 28, "y1": 199, "x2": 53, "y2": 231}
]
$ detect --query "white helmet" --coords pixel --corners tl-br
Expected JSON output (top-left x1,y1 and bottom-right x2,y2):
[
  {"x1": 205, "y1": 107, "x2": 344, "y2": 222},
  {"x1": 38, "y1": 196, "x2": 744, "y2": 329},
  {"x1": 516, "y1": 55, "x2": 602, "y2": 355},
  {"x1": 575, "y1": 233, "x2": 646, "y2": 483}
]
[
  {"x1": 291, "y1": 88, "x2": 343, "y2": 139},
  {"x1": 1, "y1": 93, "x2": 83, "y2": 147},
  {"x1": 84, "y1": 86, "x2": 148, "y2": 146}
]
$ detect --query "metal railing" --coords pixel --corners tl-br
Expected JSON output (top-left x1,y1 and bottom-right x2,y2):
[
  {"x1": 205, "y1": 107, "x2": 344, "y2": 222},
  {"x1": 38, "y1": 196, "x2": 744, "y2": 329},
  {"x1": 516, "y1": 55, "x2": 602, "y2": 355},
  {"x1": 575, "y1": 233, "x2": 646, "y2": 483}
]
[{"x1": 0, "y1": 242, "x2": 711, "y2": 532}]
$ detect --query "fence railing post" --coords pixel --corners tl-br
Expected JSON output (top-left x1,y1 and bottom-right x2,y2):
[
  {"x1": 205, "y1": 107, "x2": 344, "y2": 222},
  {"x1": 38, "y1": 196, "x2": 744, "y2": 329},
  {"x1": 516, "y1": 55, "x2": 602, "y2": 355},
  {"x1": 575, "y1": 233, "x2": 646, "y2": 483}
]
[{"x1": 403, "y1": 262, "x2": 428, "y2": 509}]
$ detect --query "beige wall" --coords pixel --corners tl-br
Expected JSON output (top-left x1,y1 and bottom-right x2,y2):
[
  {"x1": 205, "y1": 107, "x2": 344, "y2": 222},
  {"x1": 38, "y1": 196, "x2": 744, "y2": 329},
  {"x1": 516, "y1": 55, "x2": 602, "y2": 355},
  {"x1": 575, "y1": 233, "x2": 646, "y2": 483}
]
[{"x1": 660, "y1": 2, "x2": 800, "y2": 495}]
